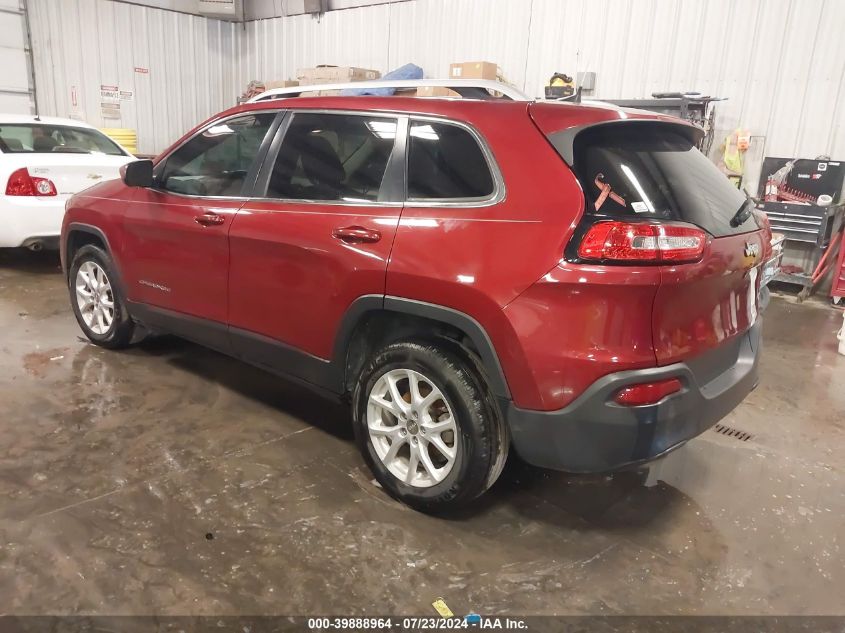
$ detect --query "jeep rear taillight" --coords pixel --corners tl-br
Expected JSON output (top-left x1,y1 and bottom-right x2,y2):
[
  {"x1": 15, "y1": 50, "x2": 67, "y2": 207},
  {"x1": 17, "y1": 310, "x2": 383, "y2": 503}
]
[
  {"x1": 5, "y1": 168, "x2": 57, "y2": 197},
  {"x1": 577, "y1": 221, "x2": 706, "y2": 264}
]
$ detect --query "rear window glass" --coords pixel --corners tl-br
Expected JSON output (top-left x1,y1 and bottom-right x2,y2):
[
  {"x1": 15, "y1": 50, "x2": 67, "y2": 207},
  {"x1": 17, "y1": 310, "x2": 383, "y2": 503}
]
[
  {"x1": 570, "y1": 125, "x2": 757, "y2": 236},
  {"x1": 0, "y1": 124, "x2": 126, "y2": 156},
  {"x1": 407, "y1": 121, "x2": 495, "y2": 200}
]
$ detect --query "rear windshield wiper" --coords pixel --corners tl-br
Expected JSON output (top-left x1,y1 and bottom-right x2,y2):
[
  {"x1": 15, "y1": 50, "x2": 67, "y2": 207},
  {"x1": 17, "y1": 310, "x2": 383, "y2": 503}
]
[{"x1": 730, "y1": 190, "x2": 756, "y2": 227}]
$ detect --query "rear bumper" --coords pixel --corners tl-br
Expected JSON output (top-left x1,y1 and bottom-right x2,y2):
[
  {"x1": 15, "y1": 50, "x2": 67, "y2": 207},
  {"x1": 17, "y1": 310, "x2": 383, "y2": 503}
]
[
  {"x1": 506, "y1": 320, "x2": 762, "y2": 472},
  {"x1": 0, "y1": 195, "x2": 67, "y2": 248}
]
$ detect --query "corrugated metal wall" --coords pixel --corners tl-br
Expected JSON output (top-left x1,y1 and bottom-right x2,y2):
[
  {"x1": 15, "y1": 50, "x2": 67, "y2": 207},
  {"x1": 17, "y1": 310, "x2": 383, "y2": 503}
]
[
  {"x1": 28, "y1": 0, "x2": 240, "y2": 154},
  {"x1": 28, "y1": 0, "x2": 845, "y2": 186},
  {"x1": 238, "y1": 0, "x2": 845, "y2": 189},
  {"x1": 0, "y1": 0, "x2": 32, "y2": 113}
]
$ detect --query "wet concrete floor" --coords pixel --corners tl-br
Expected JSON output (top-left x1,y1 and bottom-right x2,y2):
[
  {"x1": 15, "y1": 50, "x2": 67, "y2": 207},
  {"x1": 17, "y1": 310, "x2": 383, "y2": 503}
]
[{"x1": 0, "y1": 249, "x2": 843, "y2": 616}]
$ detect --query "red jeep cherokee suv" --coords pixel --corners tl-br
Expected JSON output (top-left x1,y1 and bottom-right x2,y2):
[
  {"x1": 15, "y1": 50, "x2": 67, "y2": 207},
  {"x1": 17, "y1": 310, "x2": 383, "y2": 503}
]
[{"x1": 61, "y1": 95, "x2": 772, "y2": 512}]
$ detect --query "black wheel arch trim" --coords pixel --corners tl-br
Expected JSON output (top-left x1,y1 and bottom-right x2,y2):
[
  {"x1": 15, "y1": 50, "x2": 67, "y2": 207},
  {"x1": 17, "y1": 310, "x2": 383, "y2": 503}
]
[
  {"x1": 333, "y1": 295, "x2": 511, "y2": 400},
  {"x1": 63, "y1": 223, "x2": 127, "y2": 298}
]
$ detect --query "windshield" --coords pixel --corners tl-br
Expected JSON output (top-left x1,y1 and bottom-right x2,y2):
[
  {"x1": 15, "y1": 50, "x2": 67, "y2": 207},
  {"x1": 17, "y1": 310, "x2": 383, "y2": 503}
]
[
  {"x1": 569, "y1": 124, "x2": 760, "y2": 236},
  {"x1": 0, "y1": 124, "x2": 127, "y2": 156}
]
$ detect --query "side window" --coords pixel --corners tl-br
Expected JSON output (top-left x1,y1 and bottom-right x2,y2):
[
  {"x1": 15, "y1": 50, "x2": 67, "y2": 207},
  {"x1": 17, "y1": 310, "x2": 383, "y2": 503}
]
[
  {"x1": 159, "y1": 113, "x2": 276, "y2": 197},
  {"x1": 263, "y1": 113, "x2": 397, "y2": 202},
  {"x1": 407, "y1": 120, "x2": 495, "y2": 200}
]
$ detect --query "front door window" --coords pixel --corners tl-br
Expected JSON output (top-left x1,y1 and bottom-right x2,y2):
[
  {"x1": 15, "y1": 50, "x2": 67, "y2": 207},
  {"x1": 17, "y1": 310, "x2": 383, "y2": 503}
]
[{"x1": 158, "y1": 113, "x2": 276, "y2": 197}]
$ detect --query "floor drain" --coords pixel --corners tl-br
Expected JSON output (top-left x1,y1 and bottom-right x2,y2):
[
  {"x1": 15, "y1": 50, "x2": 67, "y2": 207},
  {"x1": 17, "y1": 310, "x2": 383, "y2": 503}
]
[{"x1": 713, "y1": 423, "x2": 754, "y2": 442}]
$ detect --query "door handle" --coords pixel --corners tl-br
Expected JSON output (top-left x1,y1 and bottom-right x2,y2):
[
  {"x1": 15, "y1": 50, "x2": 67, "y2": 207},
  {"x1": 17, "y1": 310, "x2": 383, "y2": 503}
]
[
  {"x1": 332, "y1": 225, "x2": 381, "y2": 244},
  {"x1": 195, "y1": 212, "x2": 225, "y2": 227}
]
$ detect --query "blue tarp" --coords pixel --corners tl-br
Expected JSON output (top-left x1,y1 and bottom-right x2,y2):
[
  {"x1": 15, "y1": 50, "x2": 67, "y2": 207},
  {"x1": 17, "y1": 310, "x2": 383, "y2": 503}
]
[{"x1": 340, "y1": 63, "x2": 423, "y2": 96}]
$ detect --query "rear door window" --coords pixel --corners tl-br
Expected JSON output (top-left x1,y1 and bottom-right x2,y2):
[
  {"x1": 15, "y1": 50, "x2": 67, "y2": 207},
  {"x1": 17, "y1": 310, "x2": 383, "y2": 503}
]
[
  {"x1": 570, "y1": 124, "x2": 758, "y2": 236},
  {"x1": 407, "y1": 120, "x2": 495, "y2": 200},
  {"x1": 262, "y1": 112, "x2": 397, "y2": 202}
]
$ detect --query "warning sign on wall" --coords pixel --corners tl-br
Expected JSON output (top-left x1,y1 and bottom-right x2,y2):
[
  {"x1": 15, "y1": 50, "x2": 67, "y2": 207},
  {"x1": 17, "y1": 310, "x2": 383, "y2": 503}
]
[{"x1": 100, "y1": 85, "x2": 119, "y2": 102}]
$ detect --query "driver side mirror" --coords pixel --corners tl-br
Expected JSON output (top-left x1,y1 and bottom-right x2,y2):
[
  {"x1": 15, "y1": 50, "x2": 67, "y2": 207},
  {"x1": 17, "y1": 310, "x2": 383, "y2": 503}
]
[{"x1": 120, "y1": 159, "x2": 154, "y2": 187}]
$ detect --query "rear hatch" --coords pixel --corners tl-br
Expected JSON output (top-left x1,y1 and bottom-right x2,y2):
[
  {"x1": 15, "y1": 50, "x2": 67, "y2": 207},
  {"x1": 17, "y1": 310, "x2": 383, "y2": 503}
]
[
  {"x1": 19, "y1": 154, "x2": 133, "y2": 197},
  {"x1": 536, "y1": 112, "x2": 772, "y2": 365}
]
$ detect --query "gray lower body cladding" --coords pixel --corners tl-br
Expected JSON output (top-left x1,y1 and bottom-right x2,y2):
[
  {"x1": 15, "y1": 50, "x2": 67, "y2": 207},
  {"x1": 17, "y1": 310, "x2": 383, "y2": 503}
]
[{"x1": 506, "y1": 320, "x2": 762, "y2": 472}]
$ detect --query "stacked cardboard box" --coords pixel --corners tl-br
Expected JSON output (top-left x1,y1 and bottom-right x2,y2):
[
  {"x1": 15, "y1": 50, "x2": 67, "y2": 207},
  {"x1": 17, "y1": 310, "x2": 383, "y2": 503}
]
[
  {"x1": 299, "y1": 89, "x2": 343, "y2": 97},
  {"x1": 415, "y1": 86, "x2": 460, "y2": 97},
  {"x1": 296, "y1": 65, "x2": 381, "y2": 85},
  {"x1": 265, "y1": 80, "x2": 299, "y2": 89},
  {"x1": 448, "y1": 61, "x2": 498, "y2": 80}
]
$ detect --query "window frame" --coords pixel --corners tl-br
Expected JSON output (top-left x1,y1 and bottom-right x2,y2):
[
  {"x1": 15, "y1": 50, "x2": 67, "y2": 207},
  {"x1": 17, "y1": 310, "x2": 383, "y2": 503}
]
[
  {"x1": 252, "y1": 109, "x2": 408, "y2": 206},
  {"x1": 403, "y1": 115, "x2": 505, "y2": 208},
  {"x1": 152, "y1": 109, "x2": 284, "y2": 200}
]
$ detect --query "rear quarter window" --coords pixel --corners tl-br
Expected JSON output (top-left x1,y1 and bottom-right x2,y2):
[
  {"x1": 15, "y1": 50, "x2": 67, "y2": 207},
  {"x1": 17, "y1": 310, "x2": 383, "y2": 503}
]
[{"x1": 407, "y1": 120, "x2": 495, "y2": 201}]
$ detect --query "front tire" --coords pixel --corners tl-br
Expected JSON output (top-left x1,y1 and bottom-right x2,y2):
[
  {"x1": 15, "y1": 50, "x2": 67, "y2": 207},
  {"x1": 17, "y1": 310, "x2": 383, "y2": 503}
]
[
  {"x1": 352, "y1": 341, "x2": 508, "y2": 513},
  {"x1": 69, "y1": 244, "x2": 135, "y2": 349}
]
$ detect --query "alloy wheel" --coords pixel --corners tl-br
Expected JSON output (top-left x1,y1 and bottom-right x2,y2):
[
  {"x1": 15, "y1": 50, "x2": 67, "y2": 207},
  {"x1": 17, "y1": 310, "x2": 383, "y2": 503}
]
[
  {"x1": 367, "y1": 368, "x2": 458, "y2": 488},
  {"x1": 75, "y1": 261, "x2": 115, "y2": 335}
]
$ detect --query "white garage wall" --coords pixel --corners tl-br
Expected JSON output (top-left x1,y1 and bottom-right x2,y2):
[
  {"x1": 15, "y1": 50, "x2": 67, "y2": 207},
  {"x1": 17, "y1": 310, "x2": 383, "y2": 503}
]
[
  {"x1": 0, "y1": 0, "x2": 33, "y2": 113},
  {"x1": 26, "y1": 0, "x2": 845, "y2": 188},
  {"x1": 238, "y1": 0, "x2": 845, "y2": 190},
  {"x1": 27, "y1": 0, "x2": 240, "y2": 155},
  {"x1": 237, "y1": 3, "x2": 392, "y2": 85}
]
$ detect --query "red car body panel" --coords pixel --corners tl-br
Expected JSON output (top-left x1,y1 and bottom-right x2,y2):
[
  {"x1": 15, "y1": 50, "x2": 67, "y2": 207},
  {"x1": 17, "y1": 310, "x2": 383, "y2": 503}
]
[
  {"x1": 227, "y1": 200, "x2": 401, "y2": 360},
  {"x1": 384, "y1": 102, "x2": 582, "y2": 410},
  {"x1": 61, "y1": 95, "x2": 768, "y2": 449},
  {"x1": 528, "y1": 100, "x2": 696, "y2": 132},
  {"x1": 653, "y1": 230, "x2": 771, "y2": 365},
  {"x1": 120, "y1": 188, "x2": 243, "y2": 324},
  {"x1": 503, "y1": 262, "x2": 662, "y2": 410}
]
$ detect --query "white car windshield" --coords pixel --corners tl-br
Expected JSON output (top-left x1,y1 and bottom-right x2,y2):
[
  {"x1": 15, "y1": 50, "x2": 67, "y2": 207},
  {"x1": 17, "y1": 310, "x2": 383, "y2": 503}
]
[{"x1": 0, "y1": 123, "x2": 126, "y2": 156}]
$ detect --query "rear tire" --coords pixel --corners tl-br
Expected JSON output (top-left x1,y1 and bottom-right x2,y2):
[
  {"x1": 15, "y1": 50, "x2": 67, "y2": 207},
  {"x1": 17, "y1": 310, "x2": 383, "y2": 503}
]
[
  {"x1": 352, "y1": 340, "x2": 508, "y2": 513},
  {"x1": 69, "y1": 244, "x2": 135, "y2": 349}
]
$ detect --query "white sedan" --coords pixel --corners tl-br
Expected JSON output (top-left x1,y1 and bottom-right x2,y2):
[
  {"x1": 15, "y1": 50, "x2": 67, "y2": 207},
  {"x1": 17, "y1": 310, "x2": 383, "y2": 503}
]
[{"x1": 0, "y1": 115, "x2": 135, "y2": 250}]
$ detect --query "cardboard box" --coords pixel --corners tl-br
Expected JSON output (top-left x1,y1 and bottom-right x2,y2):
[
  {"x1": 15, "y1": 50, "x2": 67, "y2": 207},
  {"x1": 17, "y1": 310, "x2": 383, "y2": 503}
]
[
  {"x1": 415, "y1": 86, "x2": 461, "y2": 98},
  {"x1": 296, "y1": 65, "x2": 381, "y2": 85},
  {"x1": 449, "y1": 61, "x2": 498, "y2": 80},
  {"x1": 299, "y1": 89, "x2": 343, "y2": 97},
  {"x1": 265, "y1": 80, "x2": 299, "y2": 89}
]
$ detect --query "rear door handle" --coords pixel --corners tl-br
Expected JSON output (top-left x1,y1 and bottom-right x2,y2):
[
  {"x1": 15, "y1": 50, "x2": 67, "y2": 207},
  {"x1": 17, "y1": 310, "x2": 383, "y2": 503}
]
[
  {"x1": 332, "y1": 225, "x2": 381, "y2": 244},
  {"x1": 195, "y1": 212, "x2": 225, "y2": 227}
]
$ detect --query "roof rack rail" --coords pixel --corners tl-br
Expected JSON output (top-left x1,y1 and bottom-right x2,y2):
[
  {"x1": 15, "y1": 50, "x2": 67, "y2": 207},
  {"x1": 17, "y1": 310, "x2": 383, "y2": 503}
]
[{"x1": 248, "y1": 79, "x2": 530, "y2": 103}]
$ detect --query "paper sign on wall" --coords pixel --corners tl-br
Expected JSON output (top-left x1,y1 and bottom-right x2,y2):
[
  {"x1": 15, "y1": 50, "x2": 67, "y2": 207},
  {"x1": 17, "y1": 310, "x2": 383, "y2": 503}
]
[
  {"x1": 119, "y1": 91, "x2": 134, "y2": 101},
  {"x1": 100, "y1": 84, "x2": 120, "y2": 102},
  {"x1": 101, "y1": 102, "x2": 121, "y2": 119}
]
